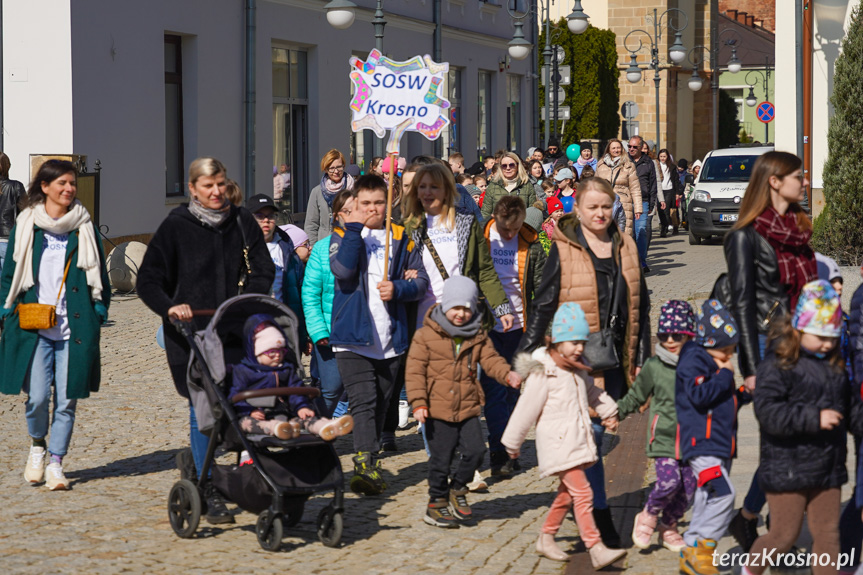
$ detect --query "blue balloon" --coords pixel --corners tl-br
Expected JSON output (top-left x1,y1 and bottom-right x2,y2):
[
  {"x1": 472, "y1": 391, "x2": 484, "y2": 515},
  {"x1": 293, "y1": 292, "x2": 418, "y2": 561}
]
[
  {"x1": 566, "y1": 144, "x2": 581, "y2": 162},
  {"x1": 156, "y1": 325, "x2": 165, "y2": 350},
  {"x1": 560, "y1": 196, "x2": 575, "y2": 213}
]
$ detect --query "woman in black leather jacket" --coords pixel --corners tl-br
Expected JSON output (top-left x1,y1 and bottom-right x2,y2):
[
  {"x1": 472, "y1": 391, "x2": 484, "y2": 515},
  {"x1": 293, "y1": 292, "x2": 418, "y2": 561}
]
[
  {"x1": 723, "y1": 151, "x2": 817, "y2": 551},
  {"x1": 0, "y1": 152, "x2": 27, "y2": 272}
]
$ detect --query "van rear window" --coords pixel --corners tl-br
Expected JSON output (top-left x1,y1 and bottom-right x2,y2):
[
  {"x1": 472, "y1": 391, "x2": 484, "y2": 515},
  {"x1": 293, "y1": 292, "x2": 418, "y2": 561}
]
[{"x1": 700, "y1": 155, "x2": 757, "y2": 182}]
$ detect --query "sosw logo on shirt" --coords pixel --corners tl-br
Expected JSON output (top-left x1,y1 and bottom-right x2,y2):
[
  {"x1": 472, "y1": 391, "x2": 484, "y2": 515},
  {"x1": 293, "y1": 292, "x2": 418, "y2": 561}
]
[{"x1": 491, "y1": 245, "x2": 517, "y2": 267}]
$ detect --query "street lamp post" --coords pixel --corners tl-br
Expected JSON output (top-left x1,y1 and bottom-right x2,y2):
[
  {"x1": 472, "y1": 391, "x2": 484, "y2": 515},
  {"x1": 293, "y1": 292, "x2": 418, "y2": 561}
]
[
  {"x1": 325, "y1": 0, "x2": 387, "y2": 158},
  {"x1": 710, "y1": 28, "x2": 742, "y2": 149},
  {"x1": 622, "y1": 8, "x2": 689, "y2": 153},
  {"x1": 744, "y1": 57, "x2": 773, "y2": 143},
  {"x1": 506, "y1": 1, "x2": 589, "y2": 149}
]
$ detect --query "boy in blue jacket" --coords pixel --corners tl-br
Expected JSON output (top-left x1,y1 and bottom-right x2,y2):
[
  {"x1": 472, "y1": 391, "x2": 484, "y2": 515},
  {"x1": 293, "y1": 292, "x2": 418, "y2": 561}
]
[
  {"x1": 677, "y1": 299, "x2": 751, "y2": 575},
  {"x1": 330, "y1": 174, "x2": 429, "y2": 495}
]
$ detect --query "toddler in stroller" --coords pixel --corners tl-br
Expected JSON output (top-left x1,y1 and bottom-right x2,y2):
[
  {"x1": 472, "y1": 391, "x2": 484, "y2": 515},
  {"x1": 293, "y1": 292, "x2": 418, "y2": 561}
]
[{"x1": 229, "y1": 314, "x2": 354, "y2": 444}]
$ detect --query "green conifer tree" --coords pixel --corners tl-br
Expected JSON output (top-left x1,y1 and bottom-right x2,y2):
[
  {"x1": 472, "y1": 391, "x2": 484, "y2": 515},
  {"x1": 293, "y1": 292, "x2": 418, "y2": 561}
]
[{"x1": 812, "y1": 4, "x2": 863, "y2": 264}]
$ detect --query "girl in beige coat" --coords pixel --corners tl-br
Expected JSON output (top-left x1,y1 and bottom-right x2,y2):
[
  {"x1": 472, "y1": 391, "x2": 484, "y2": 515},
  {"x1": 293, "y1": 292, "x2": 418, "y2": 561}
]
[{"x1": 503, "y1": 302, "x2": 626, "y2": 570}]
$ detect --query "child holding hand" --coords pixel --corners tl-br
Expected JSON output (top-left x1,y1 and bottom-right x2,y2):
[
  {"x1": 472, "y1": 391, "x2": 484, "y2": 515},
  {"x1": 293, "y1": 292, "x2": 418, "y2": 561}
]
[
  {"x1": 405, "y1": 276, "x2": 521, "y2": 529},
  {"x1": 502, "y1": 302, "x2": 626, "y2": 570},
  {"x1": 618, "y1": 300, "x2": 697, "y2": 553},
  {"x1": 745, "y1": 281, "x2": 855, "y2": 575}
]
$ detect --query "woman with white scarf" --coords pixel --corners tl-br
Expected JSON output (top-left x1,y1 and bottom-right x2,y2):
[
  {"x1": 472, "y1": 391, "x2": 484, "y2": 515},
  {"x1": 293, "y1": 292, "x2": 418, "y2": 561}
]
[
  {"x1": 0, "y1": 159, "x2": 110, "y2": 491},
  {"x1": 304, "y1": 149, "x2": 355, "y2": 247},
  {"x1": 595, "y1": 139, "x2": 642, "y2": 236}
]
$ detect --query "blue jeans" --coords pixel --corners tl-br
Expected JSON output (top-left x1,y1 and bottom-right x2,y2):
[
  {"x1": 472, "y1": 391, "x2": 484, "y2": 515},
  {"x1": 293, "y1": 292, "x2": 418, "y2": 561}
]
[
  {"x1": 634, "y1": 201, "x2": 650, "y2": 266},
  {"x1": 189, "y1": 403, "x2": 210, "y2": 480},
  {"x1": 743, "y1": 333, "x2": 769, "y2": 514},
  {"x1": 584, "y1": 421, "x2": 608, "y2": 509},
  {"x1": 480, "y1": 329, "x2": 523, "y2": 456},
  {"x1": 313, "y1": 344, "x2": 344, "y2": 418},
  {"x1": 0, "y1": 238, "x2": 8, "y2": 274},
  {"x1": 24, "y1": 337, "x2": 75, "y2": 457}
]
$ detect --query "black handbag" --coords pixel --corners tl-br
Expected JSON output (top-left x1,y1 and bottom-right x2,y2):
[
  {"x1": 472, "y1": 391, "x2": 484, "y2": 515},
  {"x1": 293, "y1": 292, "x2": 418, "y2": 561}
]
[{"x1": 582, "y1": 262, "x2": 623, "y2": 373}]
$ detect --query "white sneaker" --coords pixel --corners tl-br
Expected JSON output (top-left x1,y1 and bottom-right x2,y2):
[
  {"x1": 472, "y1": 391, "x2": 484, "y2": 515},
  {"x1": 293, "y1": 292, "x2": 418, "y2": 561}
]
[
  {"x1": 45, "y1": 462, "x2": 70, "y2": 491},
  {"x1": 466, "y1": 469, "x2": 488, "y2": 492},
  {"x1": 24, "y1": 446, "x2": 46, "y2": 484},
  {"x1": 397, "y1": 400, "x2": 411, "y2": 429}
]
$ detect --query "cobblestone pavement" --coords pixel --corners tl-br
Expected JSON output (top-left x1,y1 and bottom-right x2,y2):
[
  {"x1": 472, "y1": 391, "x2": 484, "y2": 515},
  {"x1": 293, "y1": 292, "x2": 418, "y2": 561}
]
[{"x1": 0, "y1": 232, "x2": 858, "y2": 574}]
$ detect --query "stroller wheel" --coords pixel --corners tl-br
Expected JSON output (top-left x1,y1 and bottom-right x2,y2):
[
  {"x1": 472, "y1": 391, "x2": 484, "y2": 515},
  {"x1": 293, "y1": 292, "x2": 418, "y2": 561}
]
[
  {"x1": 256, "y1": 511, "x2": 283, "y2": 551},
  {"x1": 168, "y1": 479, "x2": 201, "y2": 538},
  {"x1": 317, "y1": 505, "x2": 344, "y2": 548}
]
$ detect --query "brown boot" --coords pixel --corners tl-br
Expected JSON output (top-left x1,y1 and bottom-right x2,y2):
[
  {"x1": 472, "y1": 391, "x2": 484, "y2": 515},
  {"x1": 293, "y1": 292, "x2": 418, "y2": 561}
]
[
  {"x1": 273, "y1": 420, "x2": 300, "y2": 440},
  {"x1": 313, "y1": 415, "x2": 355, "y2": 441},
  {"x1": 588, "y1": 541, "x2": 626, "y2": 570},
  {"x1": 679, "y1": 539, "x2": 719, "y2": 575}
]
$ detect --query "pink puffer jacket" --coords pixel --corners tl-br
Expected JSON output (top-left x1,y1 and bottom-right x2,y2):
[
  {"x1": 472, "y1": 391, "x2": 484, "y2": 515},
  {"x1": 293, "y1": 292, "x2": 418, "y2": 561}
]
[{"x1": 502, "y1": 348, "x2": 618, "y2": 478}]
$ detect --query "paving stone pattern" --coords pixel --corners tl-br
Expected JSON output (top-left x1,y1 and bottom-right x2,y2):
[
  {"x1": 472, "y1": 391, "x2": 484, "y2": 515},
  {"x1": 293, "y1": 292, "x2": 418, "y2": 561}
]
[{"x1": 0, "y1": 234, "x2": 857, "y2": 574}]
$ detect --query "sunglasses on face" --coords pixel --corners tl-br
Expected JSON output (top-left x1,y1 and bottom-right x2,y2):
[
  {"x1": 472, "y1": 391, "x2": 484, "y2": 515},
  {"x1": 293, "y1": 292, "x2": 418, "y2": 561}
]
[
  {"x1": 657, "y1": 333, "x2": 687, "y2": 342},
  {"x1": 501, "y1": 162, "x2": 517, "y2": 169},
  {"x1": 327, "y1": 166, "x2": 345, "y2": 174},
  {"x1": 547, "y1": 147, "x2": 558, "y2": 152}
]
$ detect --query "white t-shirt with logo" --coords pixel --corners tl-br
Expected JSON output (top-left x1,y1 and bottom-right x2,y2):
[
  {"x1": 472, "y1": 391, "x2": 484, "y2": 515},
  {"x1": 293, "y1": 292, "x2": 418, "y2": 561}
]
[
  {"x1": 38, "y1": 231, "x2": 71, "y2": 341},
  {"x1": 267, "y1": 239, "x2": 285, "y2": 301},
  {"x1": 417, "y1": 214, "x2": 460, "y2": 326},
  {"x1": 489, "y1": 226, "x2": 523, "y2": 333},
  {"x1": 332, "y1": 227, "x2": 397, "y2": 359}
]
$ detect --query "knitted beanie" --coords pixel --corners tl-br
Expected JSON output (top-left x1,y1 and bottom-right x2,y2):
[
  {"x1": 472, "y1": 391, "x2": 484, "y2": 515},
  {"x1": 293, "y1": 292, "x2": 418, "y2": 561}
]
[
  {"x1": 254, "y1": 326, "x2": 286, "y2": 357},
  {"x1": 441, "y1": 276, "x2": 478, "y2": 313},
  {"x1": 524, "y1": 207, "x2": 544, "y2": 233}
]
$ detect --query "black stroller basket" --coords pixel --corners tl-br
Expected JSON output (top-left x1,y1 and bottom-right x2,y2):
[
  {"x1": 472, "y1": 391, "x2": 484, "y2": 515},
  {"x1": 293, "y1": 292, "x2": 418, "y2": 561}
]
[{"x1": 165, "y1": 294, "x2": 345, "y2": 551}]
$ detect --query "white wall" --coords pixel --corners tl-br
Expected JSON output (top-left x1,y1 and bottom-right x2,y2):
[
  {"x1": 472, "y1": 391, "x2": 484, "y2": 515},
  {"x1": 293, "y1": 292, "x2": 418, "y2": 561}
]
[
  {"x1": 773, "y1": 6, "x2": 797, "y2": 155},
  {"x1": 3, "y1": 0, "x2": 74, "y2": 185},
  {"x1": 810, "y1": 0, "x2": 859, "y2": 189}
]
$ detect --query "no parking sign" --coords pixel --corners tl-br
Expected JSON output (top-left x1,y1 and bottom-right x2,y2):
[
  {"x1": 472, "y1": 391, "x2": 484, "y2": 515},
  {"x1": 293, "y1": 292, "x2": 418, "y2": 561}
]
[{"x1": 756, "y1": 101, "x2": 775, "y2": 123}]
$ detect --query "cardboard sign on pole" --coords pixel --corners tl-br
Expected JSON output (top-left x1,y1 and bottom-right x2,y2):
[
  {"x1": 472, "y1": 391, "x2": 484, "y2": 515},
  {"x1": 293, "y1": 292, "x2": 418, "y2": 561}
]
[{"x1": 349, "y1": 49, "x2": 451, "y2": 278}]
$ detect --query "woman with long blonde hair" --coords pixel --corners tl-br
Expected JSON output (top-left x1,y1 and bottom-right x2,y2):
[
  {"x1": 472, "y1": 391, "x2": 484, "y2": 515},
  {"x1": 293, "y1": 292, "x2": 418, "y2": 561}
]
[
  {"x1": 723, "y1": 151, "x2": 817, "y2": 551},
  {"x1": 480, "y1": 151, "x2": 537, "y2": 221},
  {"x1": 402, "y1": 162, "x2": 514, "y2": 331},
  {"x1": 595, "y1": 139, "x2": 642, "y2": 237}
]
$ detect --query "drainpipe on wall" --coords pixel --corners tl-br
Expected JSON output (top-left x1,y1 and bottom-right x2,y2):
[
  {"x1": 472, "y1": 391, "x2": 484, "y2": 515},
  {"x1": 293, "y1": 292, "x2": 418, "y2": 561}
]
[
  {"x1": 244, "y1": 0, "x2": 256, "y2": 199},
  {"x1": 531, "y1": 0, "x2": 538, "y2": 149},
  {"x1": 795, "y1": 0, "x2": 804, "y2": 163},
  {"x1": 433, "y1": 0, "x2": 442, "y2": 158},
  {"x1": 802, "y1": 0, "x2": 813, "y2": 209}
]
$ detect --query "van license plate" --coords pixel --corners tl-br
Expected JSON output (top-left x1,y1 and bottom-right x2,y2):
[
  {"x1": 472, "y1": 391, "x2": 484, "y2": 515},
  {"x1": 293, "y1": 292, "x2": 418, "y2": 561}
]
[{"x1": 719, "y1": 214, "x2": 738, "y2": 222}]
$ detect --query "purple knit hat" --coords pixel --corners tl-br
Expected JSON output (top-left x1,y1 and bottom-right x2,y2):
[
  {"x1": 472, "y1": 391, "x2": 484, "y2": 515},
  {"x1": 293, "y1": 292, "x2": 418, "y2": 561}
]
[{"x1": 657, "y1": 300, "x2": 696, "y2": 336}]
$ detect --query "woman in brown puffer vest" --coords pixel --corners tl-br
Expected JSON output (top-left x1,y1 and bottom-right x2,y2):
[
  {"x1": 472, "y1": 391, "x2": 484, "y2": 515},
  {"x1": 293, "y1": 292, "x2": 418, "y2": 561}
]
[
  {"x1": 595, "y1": 139, "x2": 642, "y2": 236},
  {"x1": 515, "y1": 177, "x2": 651, "y2": 548}
]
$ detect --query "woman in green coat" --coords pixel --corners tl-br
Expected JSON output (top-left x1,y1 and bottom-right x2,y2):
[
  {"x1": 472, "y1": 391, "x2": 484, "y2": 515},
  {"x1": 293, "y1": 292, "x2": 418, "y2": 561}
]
[
  {"x1": 0, "y1": 160, "x2": 110, "y2": 491},
  {"x1": 480, "y1": 151, "x2": 537, "y2": 221}
]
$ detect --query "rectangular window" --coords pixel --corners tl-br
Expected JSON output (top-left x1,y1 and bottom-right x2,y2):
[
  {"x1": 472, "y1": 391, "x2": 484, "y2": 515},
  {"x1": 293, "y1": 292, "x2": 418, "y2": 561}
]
[
  {"x1": 165, "y1": 35, "x2": 184, "y2": 197},
  {"x1": 272, "y1": 47, "x2": 309, "y2": 223},
  {"x1": 441, "y1": 68, "x2": 462, "y2": 156},
  {"x1": 507, "y1": 75, "x2": 522, "y2": 154},
  {"x1": 477, "y1": 71, "x2": 492, "y2": 159}
]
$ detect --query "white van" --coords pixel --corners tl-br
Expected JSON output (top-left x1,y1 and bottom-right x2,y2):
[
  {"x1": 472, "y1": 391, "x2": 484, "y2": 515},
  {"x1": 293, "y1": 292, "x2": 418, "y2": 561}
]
[{"x1": 687, "y1": 145, "x2": 773, "y2": 245}]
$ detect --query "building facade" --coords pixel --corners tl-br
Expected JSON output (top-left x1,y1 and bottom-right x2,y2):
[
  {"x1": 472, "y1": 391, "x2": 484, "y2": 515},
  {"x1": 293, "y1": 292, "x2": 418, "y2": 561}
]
[{"x1": 2, "y1": 0, "x2": 534, "y2": 240}]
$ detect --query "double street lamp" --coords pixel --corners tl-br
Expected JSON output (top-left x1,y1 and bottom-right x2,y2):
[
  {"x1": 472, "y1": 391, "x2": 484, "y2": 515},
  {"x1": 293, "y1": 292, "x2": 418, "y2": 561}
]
[
  {"x1": 622, "y1": 8, "x2": 689, "y2": 152},
  {"x1": 506, "y1": 1, "x2": 590, "y2": 148},
  {"x1": 623, "y1": 9, "x2": 743, "y2": 152},
  {"x1": 325, "y1": 0, "x2": 388, "y2": 157}
]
